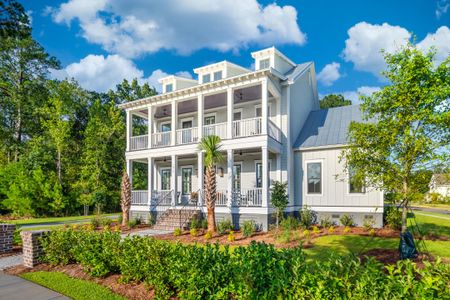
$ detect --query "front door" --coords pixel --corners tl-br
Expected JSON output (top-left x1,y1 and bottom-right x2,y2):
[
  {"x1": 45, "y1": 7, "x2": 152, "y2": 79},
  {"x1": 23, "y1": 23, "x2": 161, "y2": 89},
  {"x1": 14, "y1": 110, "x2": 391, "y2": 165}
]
[
  {"x1": 161, "y1": 169, "x2": 171, "y2": 190},
  {"x1": 181, "y1": 167, "x2": 192, "y2": 195},
  {"x1": 181, "y1": 120, "x2": 193, "y2": 143}
]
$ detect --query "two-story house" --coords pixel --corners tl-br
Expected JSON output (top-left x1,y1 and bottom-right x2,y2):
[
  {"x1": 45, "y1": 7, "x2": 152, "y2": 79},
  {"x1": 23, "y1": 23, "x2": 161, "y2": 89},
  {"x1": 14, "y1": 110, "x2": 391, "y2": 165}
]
[{"x1": 119, "y1": 47, "x2": 384, "y2": 231}]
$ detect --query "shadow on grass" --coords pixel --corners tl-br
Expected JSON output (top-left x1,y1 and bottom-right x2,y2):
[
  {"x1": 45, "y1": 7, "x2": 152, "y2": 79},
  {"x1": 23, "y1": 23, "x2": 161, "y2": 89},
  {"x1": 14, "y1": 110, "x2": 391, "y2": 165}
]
[{"x1": 408, "y1": 213, "x2": 450, "y2": 238}]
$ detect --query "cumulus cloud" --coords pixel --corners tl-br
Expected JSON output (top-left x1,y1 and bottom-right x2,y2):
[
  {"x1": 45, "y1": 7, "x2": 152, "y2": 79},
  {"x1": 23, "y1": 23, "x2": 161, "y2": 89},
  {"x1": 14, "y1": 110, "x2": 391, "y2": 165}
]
[
  {"x1": 317, "y1": 62, "x2": 341, "y2": 86},
  {"x1": 50, "y1": 54, "x2": 188, "y2": 92},
  {"x1": 342, "y1": 22, "x2": 450, "y2": 77},
  {"x1": 48, "y1": 0, "x2": 306, "y2": 58}
]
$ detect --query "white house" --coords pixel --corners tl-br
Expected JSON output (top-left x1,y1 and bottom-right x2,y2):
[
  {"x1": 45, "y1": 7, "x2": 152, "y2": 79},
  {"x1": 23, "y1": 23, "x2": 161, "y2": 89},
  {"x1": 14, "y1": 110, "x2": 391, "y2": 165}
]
[
  {"x1": 429, "y1": 174, "x2": 450, "y2": 198},
  {"x1": 118, "y1": 47, "x2": 384, "y2": 230}
]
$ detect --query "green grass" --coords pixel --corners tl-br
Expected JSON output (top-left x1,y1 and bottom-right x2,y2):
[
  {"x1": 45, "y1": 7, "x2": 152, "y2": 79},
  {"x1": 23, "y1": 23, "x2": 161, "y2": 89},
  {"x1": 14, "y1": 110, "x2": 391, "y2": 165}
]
[
  {"x1": 21, "y1": 271, "x2": 125, "y2": 300},
  {"x1": 408, "y1": 211, "x2": 450, "y2": 238},
  {"x1": 2, "y1": 213, "x2": 119, "y2": 226}
]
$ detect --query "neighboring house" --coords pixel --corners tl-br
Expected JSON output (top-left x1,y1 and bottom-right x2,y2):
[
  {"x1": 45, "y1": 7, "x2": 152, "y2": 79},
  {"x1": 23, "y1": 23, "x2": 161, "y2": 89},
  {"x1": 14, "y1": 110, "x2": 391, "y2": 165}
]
[
  {"x1": 429, "y1": 174, "x2": 450, "y2": 198},
  {"x1": 119, "y1": 47, "x2": 384, "y2": 230}
]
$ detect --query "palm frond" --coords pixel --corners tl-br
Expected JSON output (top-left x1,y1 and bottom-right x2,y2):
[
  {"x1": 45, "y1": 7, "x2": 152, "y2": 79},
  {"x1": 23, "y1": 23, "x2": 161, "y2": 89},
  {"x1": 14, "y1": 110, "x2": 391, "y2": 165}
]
[{"x1": 198, "y1": 135, "x2": 223, "y2": 167}]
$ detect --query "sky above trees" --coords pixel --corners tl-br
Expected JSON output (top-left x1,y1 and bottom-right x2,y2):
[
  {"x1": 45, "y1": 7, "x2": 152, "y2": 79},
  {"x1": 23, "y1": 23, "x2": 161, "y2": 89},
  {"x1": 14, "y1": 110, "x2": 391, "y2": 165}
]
[{"x1": 21, "y1": 0, "x2": 450, "y2": 102}]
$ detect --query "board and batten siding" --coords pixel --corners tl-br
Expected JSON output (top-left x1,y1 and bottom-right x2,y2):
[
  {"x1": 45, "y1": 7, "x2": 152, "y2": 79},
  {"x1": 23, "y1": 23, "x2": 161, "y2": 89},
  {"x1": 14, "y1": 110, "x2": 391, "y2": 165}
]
[{"x1": 296, "y1": 147, "x2": 383, "y2": 211}]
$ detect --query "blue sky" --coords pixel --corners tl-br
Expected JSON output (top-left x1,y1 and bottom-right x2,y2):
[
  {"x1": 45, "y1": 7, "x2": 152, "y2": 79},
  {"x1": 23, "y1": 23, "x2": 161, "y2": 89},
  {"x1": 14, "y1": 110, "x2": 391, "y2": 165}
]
[{"x1": 22, "y1": 0, "x2": 450, "y2": 102}]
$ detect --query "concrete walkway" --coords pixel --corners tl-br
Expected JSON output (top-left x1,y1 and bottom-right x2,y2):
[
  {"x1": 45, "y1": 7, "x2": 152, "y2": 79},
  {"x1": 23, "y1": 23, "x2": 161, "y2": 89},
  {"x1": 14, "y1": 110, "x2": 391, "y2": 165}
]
[
  {"x1": 0, "y1": 271, "x2": 69, "y2": 300},
  {"x1": 0, "y1": 254, "x2": 22, "y2": 270}
]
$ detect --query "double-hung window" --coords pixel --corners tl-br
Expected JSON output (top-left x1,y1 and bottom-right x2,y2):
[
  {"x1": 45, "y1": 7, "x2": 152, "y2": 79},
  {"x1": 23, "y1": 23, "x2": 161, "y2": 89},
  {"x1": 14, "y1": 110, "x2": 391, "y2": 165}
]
[{"x1": 307, "y1": 162, "x2": 322, "y2": 194}]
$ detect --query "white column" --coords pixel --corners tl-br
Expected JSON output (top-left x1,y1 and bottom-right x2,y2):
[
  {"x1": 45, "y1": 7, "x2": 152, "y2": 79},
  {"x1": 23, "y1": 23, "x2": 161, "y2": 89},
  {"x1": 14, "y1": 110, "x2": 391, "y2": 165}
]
[
  {"x1": 276, "y1": 153, "x2": 282, "y2": 182},
  {"x1": 197, "y1": 151, "x2": 204, "y2": 206},
  {"x1": 171, "y1": 101, "x2": 177, "y2": 146},
  {"x1": 147, "y1": 157, "x2": 154, "y2": 205},
  {"x1": 148, "y1": 106, "x2": 153, "y2": 149},
  {"x1": 262, "y1": 146, "x2": 269, "y2": 207},
  {"x1": 171, "y1": 155, "x2": 177, "y2": 206},
  {"x1": 126, "y1": 159, "x2": 133, "y2": 187},
  {"x1": 261, "y1": 78, "x2": 268, "y2": 135},
  {"x1": 227, "y1": 149, "x2": 234, "y2": 207},
  {"x1": 126, "y1": 110, "x2": 132, "y2": 151},
  {"x1": 226, "y1": 87, "x2": 233, "y2": 139},
  {"x1": 198, "y1": 94, "x2": 204, "y2": 141}
]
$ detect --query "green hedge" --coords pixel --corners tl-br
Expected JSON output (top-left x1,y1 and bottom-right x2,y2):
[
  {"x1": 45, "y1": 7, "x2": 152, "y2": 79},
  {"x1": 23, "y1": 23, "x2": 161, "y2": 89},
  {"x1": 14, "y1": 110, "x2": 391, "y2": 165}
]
[{"x1": 40, "y1": 229, "x2": 450, "y2": 299}]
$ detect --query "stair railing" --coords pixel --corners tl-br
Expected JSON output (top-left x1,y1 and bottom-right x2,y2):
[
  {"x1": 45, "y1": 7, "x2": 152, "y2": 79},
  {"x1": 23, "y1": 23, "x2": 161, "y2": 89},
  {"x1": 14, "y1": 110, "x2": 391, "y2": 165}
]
[{"x1": 179, "y1": 189, "x2": 201, "y2": 229}]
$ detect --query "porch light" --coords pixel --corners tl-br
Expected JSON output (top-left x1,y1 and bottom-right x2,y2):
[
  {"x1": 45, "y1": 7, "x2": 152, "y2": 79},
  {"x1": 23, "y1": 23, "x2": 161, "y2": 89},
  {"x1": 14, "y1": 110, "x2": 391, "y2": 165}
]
[{"x1": 218, "y1": 167, "x2": 224, "y2": 177}]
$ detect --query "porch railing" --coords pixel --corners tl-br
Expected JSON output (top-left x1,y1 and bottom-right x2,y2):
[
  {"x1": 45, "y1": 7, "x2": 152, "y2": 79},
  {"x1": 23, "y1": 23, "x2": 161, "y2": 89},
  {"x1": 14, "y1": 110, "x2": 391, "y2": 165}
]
[
  {"x1": 176, "y1": 127, "x2": 199, "y2": 145},
  {"x1": 203, "y1": 122, "x2": 227, "y2": 140},
  {"x1": 131, "y1": 190, "x2": 148, "y2": 205},
  {"x1": 232, "y1": 188, "x2": 263, "y2": 207},
  {"x1": 233, "y1": 117, "x2": 262, "y2": 138},
  {"x1": 130, "y1": 135, "x2": 148, "y2": 151},
  {"x1": 152, "y1": 132, "x2": 171, "y2": 148},
  {"x1": 200, "y1": 189, "x2": 228, "y2": 206},
  {"x1": 152, "y1": 190, "x2": 172, "y2": 206},
  {"x1": 268, "y1": 120, "x2": 281, "y2": 142}
]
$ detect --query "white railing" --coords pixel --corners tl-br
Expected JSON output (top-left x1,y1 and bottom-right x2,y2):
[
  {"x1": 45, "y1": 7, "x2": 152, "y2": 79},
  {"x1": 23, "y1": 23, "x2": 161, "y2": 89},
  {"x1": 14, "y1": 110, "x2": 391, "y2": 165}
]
[
  {"x1": 203, "y1": 122, "x2": 227, "y2": 140},
  {"x1": 233, "y1": 117, "x2": 262, "y2": 138},
  {"x1": 176, "y1": 127, "x2": 199, "y2": 145},
  {"x1": 268, "y1": 120, "x2": 281, "y2": 142},
  {"x1": 232, "y1": 188, "x2": 262, "y2": 207},
  {"x1": 152, "y1": 132, "x2": 171, "y2": 148},
  {"x1": 200, "y1": 189, "x2": 228, "y2": 206},
  {"x1": 131, "y1": 190, "x2": 148, "y2": 205},
  {"x1": 130, "y1": 135, "x2": 148, "y2": 151},
  {"x1": 152, "y1": 190, "x2": 172, "y2": 206}
]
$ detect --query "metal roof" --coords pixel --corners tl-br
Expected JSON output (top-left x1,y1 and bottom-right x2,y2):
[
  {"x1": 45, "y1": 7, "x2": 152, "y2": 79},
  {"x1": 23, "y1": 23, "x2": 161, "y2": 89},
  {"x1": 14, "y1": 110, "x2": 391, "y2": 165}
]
[{"x1": 294, "y1": 105, "x2": 364, "y2": 149}]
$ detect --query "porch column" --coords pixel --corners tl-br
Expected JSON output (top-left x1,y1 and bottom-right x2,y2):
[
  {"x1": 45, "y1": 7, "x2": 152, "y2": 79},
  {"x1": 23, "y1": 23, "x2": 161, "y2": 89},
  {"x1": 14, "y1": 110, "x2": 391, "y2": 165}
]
[
  {"x1": 171, "y1": 101, "x2": 177, "y2": 146},
  {"x1": 148, "y1": 106, "x2": 153, "y2": 149},
  {"x1": 198, "y1": 94, "x2": 204, "y2": 141},
  {"x1": 171, "y1": 155, "x2": 177, "y2": 206},
  {"x1": 261, "y1": 78, "x2": 268, "y2": 135},
  {"x1": 147, "y1": 157, "x2": 154, "y2": 205},
  {"x1": 126, "y1": 110, "x2": 132, "y2": 151},
  {"x1": 227, "y1": 149, "x2": 234, "y2": 207},
  {"x1": 226, "y1": 87, "x2": 233, "y2": 139},
  {"x1": 197, "y1": 151, "x2": 204, "y2": 206},
  {"x1": 262, "y1": 146, "x2": 269, "y2": 207},
  {"x1": 126, "y1": 159, "x2": 133, "y2": 187}
]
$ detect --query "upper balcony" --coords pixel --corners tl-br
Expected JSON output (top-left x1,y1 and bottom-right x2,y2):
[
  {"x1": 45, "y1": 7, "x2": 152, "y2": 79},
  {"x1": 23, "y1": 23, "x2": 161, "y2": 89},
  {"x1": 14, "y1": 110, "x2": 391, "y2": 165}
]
[{"x1": 126, "y1": 79, "x2": 283, "y2": 152}]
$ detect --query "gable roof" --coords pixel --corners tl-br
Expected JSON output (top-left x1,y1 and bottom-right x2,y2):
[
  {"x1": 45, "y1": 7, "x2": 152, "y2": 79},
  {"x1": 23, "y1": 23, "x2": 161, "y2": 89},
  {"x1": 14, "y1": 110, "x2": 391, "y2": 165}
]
[
  {"x1": 431, "y1": 174, "x2": 450, "y2": 185},
  {"x1": 294, "y1": 105, "x2": 364, "y2": 149}
]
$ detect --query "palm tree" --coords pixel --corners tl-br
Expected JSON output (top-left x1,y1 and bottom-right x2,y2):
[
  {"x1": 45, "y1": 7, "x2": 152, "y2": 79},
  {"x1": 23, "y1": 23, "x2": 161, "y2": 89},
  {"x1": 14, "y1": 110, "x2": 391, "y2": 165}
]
[{"x1": 198, "y1": 135, "x2": 223, "y2": 232}]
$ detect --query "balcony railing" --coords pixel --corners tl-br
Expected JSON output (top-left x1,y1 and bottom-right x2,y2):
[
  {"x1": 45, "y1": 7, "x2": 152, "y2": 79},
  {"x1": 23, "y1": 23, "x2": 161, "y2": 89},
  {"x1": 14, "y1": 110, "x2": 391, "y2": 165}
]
[
  {"x1": 152, "y1": 190, "x2": 172, "y2": 206},
  {"x1": 176, "y1": 127, "x2": 199, "y2": 145},
  {"x1": 203, "y1": 122, "x2": 227, "y2": 140},
  {"x1": 152, "y1": 132, "x2": 171, "y2": 148},
  {"x1": 130, "y1": 135, "x2": 148, "y2": 151},
  {"x1": 233, "y1": 117, "x2": 262, "y2": 138},
  {"x1": 232, "y1": 188, "x2": 262, "y2": 207},
  {"x1": 268, "y1": 120, "x2": 281, "y2": 142},
  {"x1": 131, "y1": 190, "x2": 148, "y2": 205}
]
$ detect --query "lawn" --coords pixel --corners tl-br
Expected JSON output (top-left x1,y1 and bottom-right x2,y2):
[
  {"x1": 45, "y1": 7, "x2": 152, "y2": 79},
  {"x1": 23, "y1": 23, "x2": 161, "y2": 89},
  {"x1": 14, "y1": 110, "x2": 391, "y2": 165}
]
[
  {"x1": 408, "y1": 211, "x2": 450, "y2": 238},
  {"x1": 21, "y1": 271, "x2": 125, "y2": 300},
  {"x1": 2, "y1": 213, "x2": 119, "y2": 226}
]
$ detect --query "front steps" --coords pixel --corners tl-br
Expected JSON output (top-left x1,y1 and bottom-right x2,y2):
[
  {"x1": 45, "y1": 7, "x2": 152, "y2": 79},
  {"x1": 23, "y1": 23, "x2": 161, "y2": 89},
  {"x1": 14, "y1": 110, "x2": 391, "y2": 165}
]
[{"x1": 152, "y1": 209, "x2": 200, "y2": 231}]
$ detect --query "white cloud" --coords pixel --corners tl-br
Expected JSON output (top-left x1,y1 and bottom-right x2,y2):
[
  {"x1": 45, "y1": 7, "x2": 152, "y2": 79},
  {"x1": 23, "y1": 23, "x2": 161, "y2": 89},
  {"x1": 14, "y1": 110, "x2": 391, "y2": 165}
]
[
  {"x1": 436, "y1": 0, "x2": 449, "y2": 19},
  {"x1": 49, "y1": 0, "x2": 306, "y2": 58},
  {"x1": 50, "y1": 54, "x2": 186, "y2": 92},
  {"x1": 317, "y1": 62, "x2": 341, "y2": 86},
  {"x1": 342, "y1": 23, "x2": 450, "y2": 77},
  {"x1": 417, "y1": 26, "x2": 450, "y2": 65},
  {"x1": 322, "y1": 86, "x2": 381, "y2": 104}
]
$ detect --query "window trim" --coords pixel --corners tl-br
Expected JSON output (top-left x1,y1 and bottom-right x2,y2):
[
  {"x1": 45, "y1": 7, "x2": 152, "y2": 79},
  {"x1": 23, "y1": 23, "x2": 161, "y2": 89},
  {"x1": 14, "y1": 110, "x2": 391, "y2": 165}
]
[
  {"x1": 347, "y1": 166, "x2": 367, "y2": 195},
  {"x1": 160, "y1": 167, "x2": 171, "y2": 191},
  {"x1": 180, "y1": 117, "x2": 194, "y2": 129},
  {"x1": 233, "y1": 108, "x2": 243, "y2": 121},
  {"x1": 202, "y1": 73, "x2": 211, "y2": 84},
  {"x1": 305, "y1": 159, "x2": 323, "y2": 196},
  {"x1": 160, "y1": 121, "x2": 172, "y2": 132},
  {"x1": 181, "y1": 166, "x2": 193, "y2": 195},
  {"x1": 259, "y1": 58, "x2": 270, "y2": 70},
  {"x1": 254, "y1": 103, "x2": 272, "y2": 118},
  {"x1": 165, "y1": 83, "x2": 173, "y2": 93},
  {"x1": 213, "y1": 70, "x2": 222, "y2": 81},
  {"x1": 204, "y1": 113, "x2": 217, "y2": 125}
]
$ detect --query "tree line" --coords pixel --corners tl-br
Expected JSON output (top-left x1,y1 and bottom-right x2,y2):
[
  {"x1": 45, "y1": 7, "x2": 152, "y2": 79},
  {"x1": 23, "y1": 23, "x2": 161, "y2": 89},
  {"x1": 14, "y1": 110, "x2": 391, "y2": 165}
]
[{"x1": 0, "y1": 0, "x2": 155, "y2": 217}]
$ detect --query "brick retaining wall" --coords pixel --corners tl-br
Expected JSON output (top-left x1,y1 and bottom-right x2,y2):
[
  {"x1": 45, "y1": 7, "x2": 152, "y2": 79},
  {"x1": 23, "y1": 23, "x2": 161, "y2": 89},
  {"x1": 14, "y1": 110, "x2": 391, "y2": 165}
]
[
  {"x1": 0, "y1": 223, "x2": 15, "y2": 253},
  {"x1": 20, "y1": 230, "x2": 50, "y2": 268}
]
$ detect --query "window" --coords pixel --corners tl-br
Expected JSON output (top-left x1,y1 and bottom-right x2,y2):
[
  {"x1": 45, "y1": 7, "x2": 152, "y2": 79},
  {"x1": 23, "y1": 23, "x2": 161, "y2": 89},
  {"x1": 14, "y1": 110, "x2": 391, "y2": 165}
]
[
  {"x1": 165, "y1": 83, "x2": 173, "y2": 93},
  {"x1": 161, "y1": 123, "x2": 171, "y2": 132},
  {"x1": 161, "y1": 169, "x2": 171, "y2": 190},
  {"x1": 307, "y1": 162, "x2": 322, "y2": 194},
  {"x1": 349, "y1": 166, "x2": 366, "y2": 193},
  {"x1": 259, "y1": 58, "x2": 270, "y2": 69},
  {"x1": 233, "y1": 164, "x2": 241, "y2": 191},
  {"x1": 213, "y1": 71, "x2": 222, "y2": 81},
  {"x1": 233, "y1": 111, "x2": 241, "y2": 120},
  {"x1": 204, "y1": 115, "x2": 215, "y2": 125},
  {"x1": 202, "y1": 74, "x2": 211, "y2": 83},
  {"x1": 181, "y1": 167, "x2": 192, "y2": 195}
]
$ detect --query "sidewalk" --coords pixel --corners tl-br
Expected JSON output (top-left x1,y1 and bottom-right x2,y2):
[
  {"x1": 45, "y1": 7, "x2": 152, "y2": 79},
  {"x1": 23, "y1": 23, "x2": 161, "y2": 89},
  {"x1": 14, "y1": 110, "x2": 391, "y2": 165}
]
[{"x1": 0, "y1": 271, "x2": 69, "y2": 300}]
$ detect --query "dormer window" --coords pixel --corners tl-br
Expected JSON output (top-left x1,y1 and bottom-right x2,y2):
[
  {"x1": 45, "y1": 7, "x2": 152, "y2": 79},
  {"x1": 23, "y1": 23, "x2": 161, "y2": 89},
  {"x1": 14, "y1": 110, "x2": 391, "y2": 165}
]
[
  {"x1": 213, "y1": 71, "x2": 222, "y2": 81},
  {"x1": 165, "y1": 83, "x2": 173, "y2": 93},
  {"x1": 259, "y1": 58, "x2": 270, "y2": 69},
  {"x1": 202, "y1": 74, "x2": 211, "y2": 83}
]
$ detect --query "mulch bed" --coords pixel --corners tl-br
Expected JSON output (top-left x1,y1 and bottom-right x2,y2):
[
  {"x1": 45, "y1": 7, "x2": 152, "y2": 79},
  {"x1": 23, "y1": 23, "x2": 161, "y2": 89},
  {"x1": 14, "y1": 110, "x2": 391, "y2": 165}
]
[
  {"x1": 359, "y1": 248, "x2": 442, "y2": 267},
  {"x1": 5, "y1": 263, "x2": 153, "y2": 300}
]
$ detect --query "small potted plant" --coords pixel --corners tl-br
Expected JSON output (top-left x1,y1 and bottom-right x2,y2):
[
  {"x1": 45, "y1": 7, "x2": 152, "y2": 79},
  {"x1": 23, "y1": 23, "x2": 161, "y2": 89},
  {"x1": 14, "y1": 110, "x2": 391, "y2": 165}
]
[{"x1": 190, "y1": 191, "x2": 198, "y2": 204}]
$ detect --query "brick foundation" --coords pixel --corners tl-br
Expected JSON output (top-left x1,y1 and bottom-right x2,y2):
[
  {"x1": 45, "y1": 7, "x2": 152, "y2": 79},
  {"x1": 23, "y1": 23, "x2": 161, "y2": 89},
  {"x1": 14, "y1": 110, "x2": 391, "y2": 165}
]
[
  {"x1": 20, "y1": 230, "x2": 50, "y2": 268},
  {"x1": 0, "y1": 223, "x2": 15, "y2": 253}
]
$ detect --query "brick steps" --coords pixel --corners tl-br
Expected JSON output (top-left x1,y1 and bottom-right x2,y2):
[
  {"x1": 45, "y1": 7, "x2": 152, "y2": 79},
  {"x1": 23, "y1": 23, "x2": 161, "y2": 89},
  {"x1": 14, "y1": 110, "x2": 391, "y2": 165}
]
[{"x1": 153, "y1": 209, "x2": 200, "y2": 231}]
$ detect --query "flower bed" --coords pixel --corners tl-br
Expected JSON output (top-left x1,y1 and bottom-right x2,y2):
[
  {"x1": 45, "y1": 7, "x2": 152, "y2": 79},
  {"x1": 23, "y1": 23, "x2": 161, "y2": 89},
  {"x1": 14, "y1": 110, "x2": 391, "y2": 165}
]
[{"x1": 36, "y1": 228, "x2": 450, "y2": 299}]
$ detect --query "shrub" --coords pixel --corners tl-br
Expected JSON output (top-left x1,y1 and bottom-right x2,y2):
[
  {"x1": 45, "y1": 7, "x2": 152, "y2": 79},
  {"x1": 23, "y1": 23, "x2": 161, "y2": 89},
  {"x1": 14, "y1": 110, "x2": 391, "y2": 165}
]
[
  {"x1": 217, "y1": 219, "x2": 233, "y2": 235},
  {"x1": 91, "y1": 217, "x2": 101, "y2": 228},
  {"x1": 340, "y1": 214, "x2": 354, "y2": 227},
  {"x1": 117, "y1": 214, "x2": 123, "y2": 225},
  {"x1": 242, "y1": 220, "x2": 256, "y2": 238},
  {"x1": 227, "y1": 231, "x2": 235, "y2": 242},
  {"x1": 384, "y1": 206, "x2": 402, "y2": 230},
  {"x1": 369, "y1": 228, "x2": 376, "y2": 236},
  {"x1": 280, "y1": 216, "x2": 299, "y2": 231},
  {"x1": 303, "y1": 229, "x2": 311, "y2": 243},
  {"x1": 277, "y1": 229, "x2": 292, "y2": 244},
  {"x1": 299, "y1": 206, "x2": 317, "y2": 229},
  {"x1": 204, "y1": 231, "x2": 213, "y2": 240},
  {"x1": 190, "y1": 228, "x2": 198, "y2": 237},
  {"x1": 101, "y1": 218, "x2": 112, "y2": 227},
  {"x1": 363, "y1": 218, "x2": 376, "y2": 231},
  {"x1": 173, "y1": 228, "x2": 182, "y2": 236},
  {"x1": 343, "y1": 226, "x2": 351, "y2": 234},
  {"x1": 13, "y1": 228, "x2": 22, "y2": 246},
  {"x1": 200, "y1": 219, "x2": 208, "y2": 229},
  {"x1": 312, "y1": 226, "x2": 320, "y2": 234},
  {"x1": 271, "y1": 181, "x2": 288, "y2": 227},
  {"x1": 128, "y1": 217, "x2": 140, "y2": 229},
  {"x1": 328, "y1": 226, "x2": 335, "y2": 233},
  {"x1": 320, "y1": 216, "x2": 334, "y2": 228},
  {"x1": 112, "y1": 225, "x2": 121, "y2": 232},
  {"x1": 190, "y1": 217, "x2": 199, "y2": 230},
  {"x1": 147, "y1": 213, "x2": 156, "y2": 226}
]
